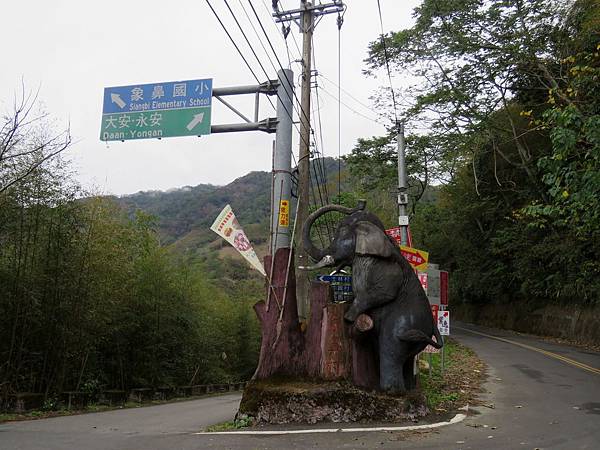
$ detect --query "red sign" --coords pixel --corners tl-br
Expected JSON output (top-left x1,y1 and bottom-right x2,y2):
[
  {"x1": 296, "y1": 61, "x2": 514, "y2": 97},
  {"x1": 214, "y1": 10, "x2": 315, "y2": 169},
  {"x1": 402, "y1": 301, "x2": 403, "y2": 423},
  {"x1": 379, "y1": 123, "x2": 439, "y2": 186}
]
[
  {"x1": 430, "y1": 304, "x2": 439, "y2": 322},
  {"x1": 440, "y1": 271, "x2": 449, "y2": 306},
  {"x1": 385, "y1": 227, "x2": 402, "y2": 245}
]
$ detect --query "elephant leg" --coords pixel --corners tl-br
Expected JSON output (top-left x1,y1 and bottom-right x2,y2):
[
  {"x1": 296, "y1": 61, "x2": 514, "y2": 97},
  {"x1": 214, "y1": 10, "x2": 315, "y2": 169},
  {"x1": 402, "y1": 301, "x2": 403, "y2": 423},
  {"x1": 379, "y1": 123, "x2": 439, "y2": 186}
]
[
  {"x1": 379, "y1": 341, "x2": 410, "y2": 394},
  {"x1": 402, "y1": 355, "x2": 417, "y2": 390}
]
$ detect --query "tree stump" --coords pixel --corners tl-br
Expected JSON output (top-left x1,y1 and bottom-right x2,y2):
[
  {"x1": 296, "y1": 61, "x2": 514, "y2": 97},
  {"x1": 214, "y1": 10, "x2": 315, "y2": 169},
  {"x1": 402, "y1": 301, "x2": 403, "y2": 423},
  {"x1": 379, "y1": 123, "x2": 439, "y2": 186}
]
[
  {"x1": 241, "y1": 248, "x2": 428, "y2": 424},
  {"x1": 251, "y1": 247, "x2": 379, "y2": 388}
]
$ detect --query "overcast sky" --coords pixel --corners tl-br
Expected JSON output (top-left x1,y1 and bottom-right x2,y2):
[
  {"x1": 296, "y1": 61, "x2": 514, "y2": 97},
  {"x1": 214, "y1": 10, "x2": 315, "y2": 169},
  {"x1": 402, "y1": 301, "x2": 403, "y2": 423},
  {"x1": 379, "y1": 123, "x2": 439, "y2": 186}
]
[{"x1": 0, "y1": 0, "x2": 420, "y2": 195}]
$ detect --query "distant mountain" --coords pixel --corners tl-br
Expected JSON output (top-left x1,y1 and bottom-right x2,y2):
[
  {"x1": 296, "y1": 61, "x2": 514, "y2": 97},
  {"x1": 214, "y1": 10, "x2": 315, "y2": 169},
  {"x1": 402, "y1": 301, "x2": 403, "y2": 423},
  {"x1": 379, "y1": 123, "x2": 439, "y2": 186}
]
[
  {"x1": 118, "y1": 171, "x2": 271, "y2": 244},
  {"x1": 115, "y1": 157, "x2": 346, "y2": 264}
]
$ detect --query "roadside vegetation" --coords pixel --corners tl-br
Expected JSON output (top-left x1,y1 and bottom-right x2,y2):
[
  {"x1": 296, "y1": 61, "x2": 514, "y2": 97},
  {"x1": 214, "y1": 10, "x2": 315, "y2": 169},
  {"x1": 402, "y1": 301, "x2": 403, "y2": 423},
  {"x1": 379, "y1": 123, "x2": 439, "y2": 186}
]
[
  {"x1": 419, "y1": 339, "x2": 486, "y2": 413},
  {"x1": 0, "y1": 99, "x2": 261, "y2": 409},
  {"x1": 348, "y1": 0, "x2": 599, "y2": 310}
]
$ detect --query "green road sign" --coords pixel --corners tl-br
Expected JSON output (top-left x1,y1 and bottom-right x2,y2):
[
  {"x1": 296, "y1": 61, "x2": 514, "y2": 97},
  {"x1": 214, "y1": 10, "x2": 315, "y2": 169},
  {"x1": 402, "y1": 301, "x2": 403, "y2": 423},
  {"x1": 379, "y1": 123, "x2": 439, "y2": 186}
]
[
  {"x1": 100, "y1": 79, "x2": 212, "y2": 141},
  {"x1": 100, "y1": 108, "x2": 211, "y2": 141}
]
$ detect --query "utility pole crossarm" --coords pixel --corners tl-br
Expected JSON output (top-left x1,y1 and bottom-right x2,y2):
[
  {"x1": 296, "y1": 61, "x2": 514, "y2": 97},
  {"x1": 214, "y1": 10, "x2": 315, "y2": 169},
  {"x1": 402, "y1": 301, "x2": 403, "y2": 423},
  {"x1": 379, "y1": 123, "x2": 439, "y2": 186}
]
[{"x1": 272, "y1": 1, "x2": 344, "y2": 23}]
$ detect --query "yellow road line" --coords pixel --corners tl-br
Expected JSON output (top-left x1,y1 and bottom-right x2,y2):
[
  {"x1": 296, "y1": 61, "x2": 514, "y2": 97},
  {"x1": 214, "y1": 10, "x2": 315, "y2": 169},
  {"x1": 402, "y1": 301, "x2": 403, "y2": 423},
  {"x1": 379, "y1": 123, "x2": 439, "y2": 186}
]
[{"x1": 456, "y1": 327, "x2": 600, "y2": 376}]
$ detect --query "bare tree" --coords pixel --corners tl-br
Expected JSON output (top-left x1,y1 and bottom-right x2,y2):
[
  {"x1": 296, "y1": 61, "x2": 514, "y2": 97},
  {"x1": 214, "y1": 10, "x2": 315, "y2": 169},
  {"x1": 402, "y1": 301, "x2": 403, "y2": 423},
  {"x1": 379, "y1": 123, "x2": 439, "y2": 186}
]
[{"x1": 0, "y1": 84, "x2": 71, "y2": 194}]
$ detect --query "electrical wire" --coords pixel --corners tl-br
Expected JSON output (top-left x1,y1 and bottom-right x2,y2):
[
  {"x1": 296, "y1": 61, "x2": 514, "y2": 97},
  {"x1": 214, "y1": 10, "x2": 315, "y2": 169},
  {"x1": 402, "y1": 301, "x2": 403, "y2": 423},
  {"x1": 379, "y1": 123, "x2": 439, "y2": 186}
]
[
  {"x1": 224, "y1": 0, "x2": 275, "y2": 81},
  {"x1": 209, "y1": 0, "x2": 337, "y2": 243},
  {"x1": 236, "y1": 0, "x2": 282, "y2": 77},
  {"x1": 252, "y1": 0, "x2": 339, "y2": 247},
  {"x1": 375, "y1": 0, "x2": 399, "y2": 125},
  {"x1": 318, "y1": 72, "x2": 381, "y2": 119},
  {"x1": 247, "y1": 1, "x2": 319, "y2": 151},
  {"x1": 205, "y1": 0, "x2": 262, "y2": 85},
  {"x1": 318, "y1": 85, "x2": 381, "y2": 124}
]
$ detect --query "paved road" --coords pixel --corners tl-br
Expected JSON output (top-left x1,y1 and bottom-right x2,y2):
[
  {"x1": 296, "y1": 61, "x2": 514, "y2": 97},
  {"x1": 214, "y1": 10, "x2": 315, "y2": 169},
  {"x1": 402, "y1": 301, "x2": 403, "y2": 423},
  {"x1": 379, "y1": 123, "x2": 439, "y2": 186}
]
[
  {"x1": 0, "y1": 393, "x2": 242, "y2": 450},
  {"x1": 1, "y1": 323, "x2": 599, "y2": 449}
]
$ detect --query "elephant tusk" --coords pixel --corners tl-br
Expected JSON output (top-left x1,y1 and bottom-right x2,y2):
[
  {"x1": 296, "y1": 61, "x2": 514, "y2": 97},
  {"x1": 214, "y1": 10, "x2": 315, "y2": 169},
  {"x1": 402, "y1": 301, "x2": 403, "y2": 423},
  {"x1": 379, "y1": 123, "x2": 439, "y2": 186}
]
[{"x1": 298, "y1": 255, "x2": 335, "y2": 271}]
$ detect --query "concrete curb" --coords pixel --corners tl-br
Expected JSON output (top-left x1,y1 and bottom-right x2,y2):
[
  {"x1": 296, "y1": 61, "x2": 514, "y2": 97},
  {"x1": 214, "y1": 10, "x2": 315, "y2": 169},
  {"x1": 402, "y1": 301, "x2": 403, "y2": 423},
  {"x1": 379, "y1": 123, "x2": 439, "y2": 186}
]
[{"x1": 197, "y1": 412, "x2": 467, "y2": 435}]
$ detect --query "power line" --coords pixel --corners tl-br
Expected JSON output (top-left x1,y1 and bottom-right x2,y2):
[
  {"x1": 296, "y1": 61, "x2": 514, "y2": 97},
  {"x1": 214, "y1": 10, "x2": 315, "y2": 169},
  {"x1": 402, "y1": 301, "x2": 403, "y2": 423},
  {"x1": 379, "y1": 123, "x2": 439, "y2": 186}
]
[
  {"x1": 224, "y1": 0, "x2": 275, "y2": 82},
  {"x1": 318, "y1": 85, "x2": 382, "y2": 124},
  {"x1": 210, "y1": 0, "x2": 333, "y2": 229},
  {"x1": 205, "y1": 0, "x2": 262, "y2": 85},
  {"x1": 375, "y1": 0, "x2": 399, "y2": 124},
  {"x1": 247, "y1": 0, "x2": 314, "y2": 148},
  {"x1": 318, "y1": 72, "x2": 381, "y2": 119},
  {"x1": 262, "y1": 0, "x2": 302, "y2": 62},
  {"x1": 236, "y1": 0, "x2": 282, "y2": 77}
]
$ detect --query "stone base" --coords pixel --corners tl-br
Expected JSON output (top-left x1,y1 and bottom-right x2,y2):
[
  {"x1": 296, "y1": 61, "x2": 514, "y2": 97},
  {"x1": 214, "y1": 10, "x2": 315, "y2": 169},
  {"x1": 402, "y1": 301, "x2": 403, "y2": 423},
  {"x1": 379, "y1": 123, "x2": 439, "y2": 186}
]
[{"x1": 238, "y1": 379, "x2": 428, "y2": 425}]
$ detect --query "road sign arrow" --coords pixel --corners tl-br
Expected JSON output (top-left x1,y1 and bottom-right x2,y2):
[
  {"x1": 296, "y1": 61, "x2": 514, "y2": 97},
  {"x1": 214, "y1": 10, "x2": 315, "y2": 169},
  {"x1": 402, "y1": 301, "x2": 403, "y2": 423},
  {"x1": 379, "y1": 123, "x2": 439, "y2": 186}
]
[
  {"x1": 186, "y1": 113, "x2": 205, "y2": 131},
  {"x1": 110, "y1": 93, "x2": 126, "y2": 109}
]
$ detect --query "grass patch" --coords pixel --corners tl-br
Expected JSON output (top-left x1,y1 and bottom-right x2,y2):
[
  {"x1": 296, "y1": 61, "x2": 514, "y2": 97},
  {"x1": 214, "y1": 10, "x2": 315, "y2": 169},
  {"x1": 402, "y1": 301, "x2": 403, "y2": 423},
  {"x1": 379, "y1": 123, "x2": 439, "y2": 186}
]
[
  {"x1": 204, "y1": 415, "x2": 252, "y2": 432},
  {"x1": 419, "y1": 338, "x2": 486, "y2": 413}
]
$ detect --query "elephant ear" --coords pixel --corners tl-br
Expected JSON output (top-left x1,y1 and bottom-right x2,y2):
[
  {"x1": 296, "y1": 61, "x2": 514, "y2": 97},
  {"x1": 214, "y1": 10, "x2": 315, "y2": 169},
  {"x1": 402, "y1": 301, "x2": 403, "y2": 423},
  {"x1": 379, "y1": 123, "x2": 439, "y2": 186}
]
[{"x1": 355, "y1": 221, "x2": 393, "y2": 258}]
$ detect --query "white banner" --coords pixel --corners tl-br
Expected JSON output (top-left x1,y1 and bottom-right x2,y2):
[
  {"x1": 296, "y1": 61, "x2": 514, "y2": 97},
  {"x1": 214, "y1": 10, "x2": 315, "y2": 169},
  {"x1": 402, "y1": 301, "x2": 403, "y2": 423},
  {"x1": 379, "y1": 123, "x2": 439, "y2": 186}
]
[
  {"x1": 438, "y1": 310, "x2": 450, "y2": 336},
  {"x1": 210, "y1": 205, "x2": 266, "y2": 277}
]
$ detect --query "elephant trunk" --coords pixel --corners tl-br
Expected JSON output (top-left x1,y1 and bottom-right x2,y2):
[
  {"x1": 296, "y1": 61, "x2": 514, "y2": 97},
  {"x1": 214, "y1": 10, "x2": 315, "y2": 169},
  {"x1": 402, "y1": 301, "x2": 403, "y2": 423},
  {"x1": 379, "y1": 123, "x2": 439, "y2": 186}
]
[{"x1": 301, "y1": 201, "x2": 366, "y2": 263}]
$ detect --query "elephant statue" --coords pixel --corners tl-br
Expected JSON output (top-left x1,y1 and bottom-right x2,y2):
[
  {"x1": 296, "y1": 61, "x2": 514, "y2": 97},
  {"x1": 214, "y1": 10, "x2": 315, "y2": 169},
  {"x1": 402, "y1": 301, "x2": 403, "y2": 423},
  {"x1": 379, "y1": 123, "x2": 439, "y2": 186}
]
[{"x1": 300, "y1": 200, "x2": 443, "y2": 393}]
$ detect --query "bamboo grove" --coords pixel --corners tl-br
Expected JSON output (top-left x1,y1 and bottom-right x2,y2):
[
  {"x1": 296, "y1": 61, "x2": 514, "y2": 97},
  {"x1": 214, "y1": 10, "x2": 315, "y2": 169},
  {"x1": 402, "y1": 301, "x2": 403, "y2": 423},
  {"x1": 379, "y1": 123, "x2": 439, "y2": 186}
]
[{"x1": 0, "y1": 148, "x2": 260, "y2": 406}]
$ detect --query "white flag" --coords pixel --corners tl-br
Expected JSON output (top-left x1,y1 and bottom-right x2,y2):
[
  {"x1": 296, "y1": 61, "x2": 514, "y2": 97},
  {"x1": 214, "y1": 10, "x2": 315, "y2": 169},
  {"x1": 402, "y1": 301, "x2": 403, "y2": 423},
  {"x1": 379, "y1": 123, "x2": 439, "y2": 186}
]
[{"x1": 210, "y1": 205, "x2": 266, "y2": 277}]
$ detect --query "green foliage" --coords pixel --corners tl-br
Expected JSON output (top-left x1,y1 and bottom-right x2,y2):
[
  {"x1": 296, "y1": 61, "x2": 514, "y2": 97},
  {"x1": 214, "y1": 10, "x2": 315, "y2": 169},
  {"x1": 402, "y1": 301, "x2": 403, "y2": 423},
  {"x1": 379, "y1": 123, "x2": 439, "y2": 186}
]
[
  {"x1": 350, "y1": 0, "x2": 600, "y2": 308},
  {"x1": 419, "y1": 340, "x2": 470, "y2": 410},
  {"x1": 204, "y1": 415, "x2": 252, "y2": 432},
  {"x1": 524, "y1": 47, "x2": 600, "y2": 239},
  {"x1": 0, "y1": 165, "x2": 261, "y2": 404}
]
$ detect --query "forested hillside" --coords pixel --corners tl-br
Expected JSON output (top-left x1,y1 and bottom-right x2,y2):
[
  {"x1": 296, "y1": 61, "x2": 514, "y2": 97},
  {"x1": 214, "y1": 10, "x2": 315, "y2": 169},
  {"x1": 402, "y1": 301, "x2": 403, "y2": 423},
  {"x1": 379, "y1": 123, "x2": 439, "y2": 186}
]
[{"x1": 350, "y1": 0, "x2": 599, "y2": 314}]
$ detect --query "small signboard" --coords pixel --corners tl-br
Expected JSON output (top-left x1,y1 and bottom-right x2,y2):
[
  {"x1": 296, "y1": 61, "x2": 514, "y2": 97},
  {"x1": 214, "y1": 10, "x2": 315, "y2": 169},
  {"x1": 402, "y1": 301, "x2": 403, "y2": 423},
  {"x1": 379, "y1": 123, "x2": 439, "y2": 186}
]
[
  {"x1": 421, "y1": 268, "x2": 449, "y2": 306},
  {"x1": 317, "y1": 275, "x2": 352, "y2": 283},
  {"x1": 100, "y1": 78, "x2": 212, "y2": 141},
  {"x1": 317, "y1": 274, "x2": 353, "y2": 302},
  {"x1": 400, "y1": 245, "x2": 429, "y2": 271},
  {"x1": 278, "y1": 200, "x2": 290, "y2": 227},
  {"x1": 438, "y1": 311, "x2": 450, "y2": 336},
  {"x1": 427, "y1": 269, "x2": 441, "y2": 306},
  {"x1": 384, "y1": 229, "x2": 429, "y2": 270},
  {"x1": 385, "y1": 226, "x2": 403, "y2": 244}
]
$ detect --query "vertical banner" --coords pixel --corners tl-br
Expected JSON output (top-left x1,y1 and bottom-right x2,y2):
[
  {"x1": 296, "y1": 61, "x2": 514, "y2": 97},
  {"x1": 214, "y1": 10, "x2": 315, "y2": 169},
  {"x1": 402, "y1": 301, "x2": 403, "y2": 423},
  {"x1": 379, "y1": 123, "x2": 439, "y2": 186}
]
[{"x1": 210, "y1": 205, "x2": 266, "y2": 277}]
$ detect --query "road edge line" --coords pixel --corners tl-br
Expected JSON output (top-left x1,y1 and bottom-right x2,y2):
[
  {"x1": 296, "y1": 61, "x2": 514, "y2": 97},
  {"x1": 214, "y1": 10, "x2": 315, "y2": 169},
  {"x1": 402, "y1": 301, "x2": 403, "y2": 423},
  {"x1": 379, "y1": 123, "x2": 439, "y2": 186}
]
[
  {"x1": 456, "y1": 326, "x2": 600, "y2": 375},
  {"x1": 196, "y1": 413, "x2": 466, "y2": 435}
]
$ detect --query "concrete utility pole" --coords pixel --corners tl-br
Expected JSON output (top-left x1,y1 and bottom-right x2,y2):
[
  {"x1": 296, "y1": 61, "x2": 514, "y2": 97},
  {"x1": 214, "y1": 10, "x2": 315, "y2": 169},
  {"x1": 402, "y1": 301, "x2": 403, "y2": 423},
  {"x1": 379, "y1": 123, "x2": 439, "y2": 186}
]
[
  {"x1": 273, "y1": 0, "x2": 345, "y2": 322},
  {"x1": 397, "y1": 122, "x2": 410, "y2": 246},
  {"x1": 271, "y1": 69, "x2": 294, "y2": 255}
]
